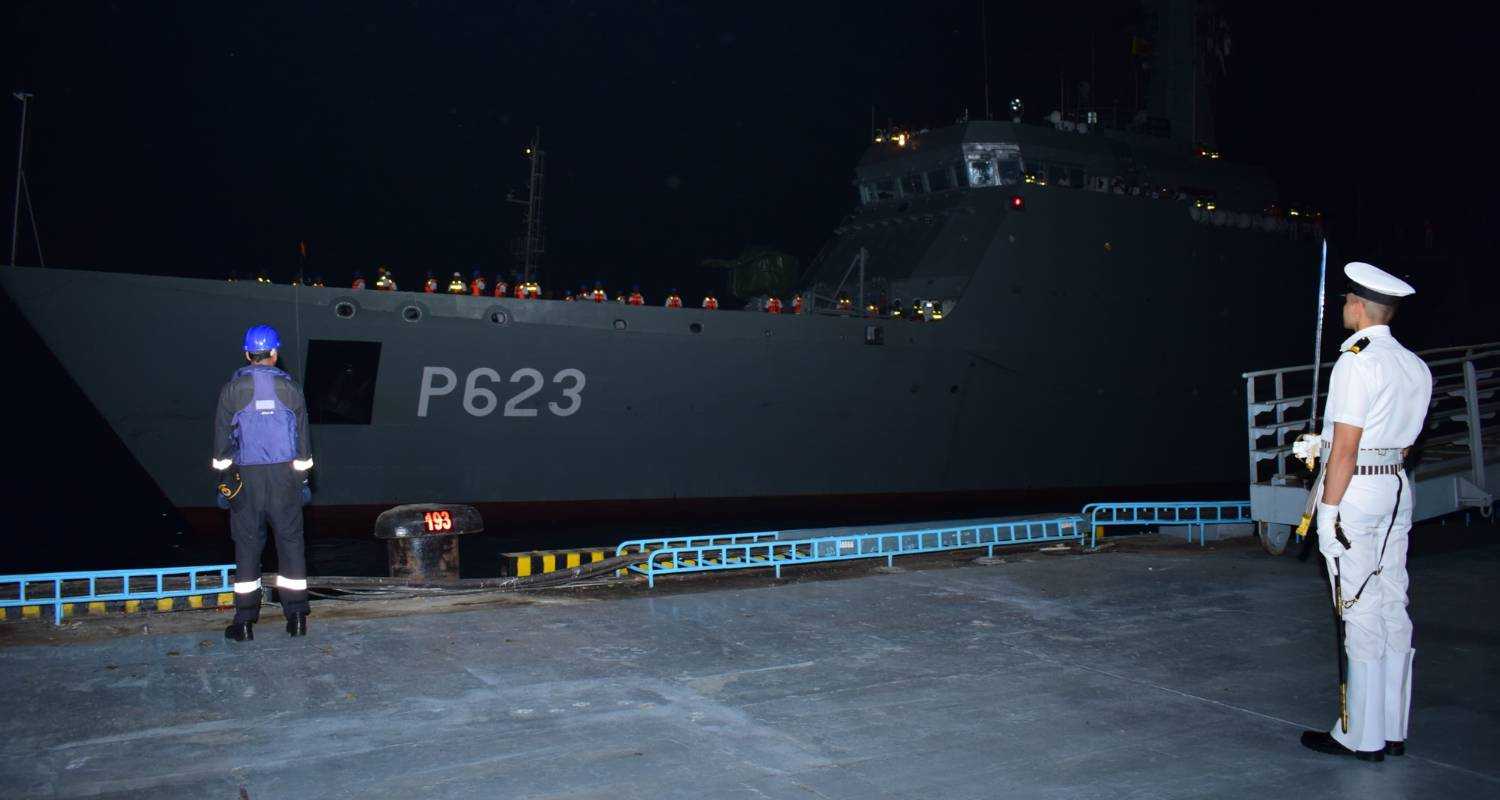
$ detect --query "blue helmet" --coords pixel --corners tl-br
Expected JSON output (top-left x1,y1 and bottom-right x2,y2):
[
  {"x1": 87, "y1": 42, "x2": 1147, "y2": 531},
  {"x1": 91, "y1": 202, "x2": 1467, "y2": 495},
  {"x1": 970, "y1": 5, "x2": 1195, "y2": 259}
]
[{"x1": 243, "y1": 324, "x2": 281, "y2": 352}]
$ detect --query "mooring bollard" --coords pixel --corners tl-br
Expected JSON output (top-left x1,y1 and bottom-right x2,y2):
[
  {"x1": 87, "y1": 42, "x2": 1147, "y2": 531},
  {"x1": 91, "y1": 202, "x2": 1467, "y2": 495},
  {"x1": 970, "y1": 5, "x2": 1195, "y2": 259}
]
[{"x1": 373, "y1": 504, "x2": 484, "y2": 583}]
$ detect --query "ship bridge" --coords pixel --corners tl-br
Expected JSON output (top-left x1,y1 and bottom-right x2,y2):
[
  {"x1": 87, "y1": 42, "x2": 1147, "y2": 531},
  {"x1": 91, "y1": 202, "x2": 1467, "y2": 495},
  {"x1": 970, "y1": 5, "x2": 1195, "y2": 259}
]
[{"x1": 800, "y1": 120, "x2": 1287, "y2": 319}]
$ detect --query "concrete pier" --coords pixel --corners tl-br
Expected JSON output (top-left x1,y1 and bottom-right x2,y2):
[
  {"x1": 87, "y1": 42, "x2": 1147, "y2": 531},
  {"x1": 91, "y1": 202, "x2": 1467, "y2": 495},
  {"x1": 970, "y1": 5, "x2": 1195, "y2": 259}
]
[{"x1": 1, "y1": 527, "x2": 1496, "y2": 798}]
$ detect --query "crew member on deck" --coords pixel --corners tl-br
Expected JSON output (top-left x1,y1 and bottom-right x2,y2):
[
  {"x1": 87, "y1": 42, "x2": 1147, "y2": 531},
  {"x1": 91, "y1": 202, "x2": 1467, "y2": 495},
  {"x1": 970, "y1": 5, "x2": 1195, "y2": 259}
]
[
  {"x1": 470, "y1": 269, "x2": 487, "y2": 296},
  {"x1": 493, "y1": 275, "x2": 509, "y2": 298},
  {"x1": 592, "y1": 282, "x2": 607, "y2": 302},
  {"x1": 628, "y1": 285, "x2": 645, "y2": 306},
  {"x1": 1293, "y1": 262, "x2": 1432, "y2": 762},
  {"x1": 351, "y1": 270, "x2": 366, "y2": 290},
  {"x1": 447, "y1": 272, "x2": 466, "y2": 294},
  {"x1": 791, "y1": 294, "x2": 804, "y2": 314},
  {"x1": 664, "y1": 289, "x2": 683, "y2": 308},
  {"x1": 373, "y1": 266, "x2": 396, "y2": 291},
  {"x1": 212, "y1": 325, "x2": 314, "y2": 642},
  {"x1": 765, "y1": 296, "x2": 782, "y2": 314},
  {"x1": 424, "y1": 271, "x2": 438, "y2": 293},
  {"x1": 702, "y1": 292, "x2": 719, "y2": 310}
]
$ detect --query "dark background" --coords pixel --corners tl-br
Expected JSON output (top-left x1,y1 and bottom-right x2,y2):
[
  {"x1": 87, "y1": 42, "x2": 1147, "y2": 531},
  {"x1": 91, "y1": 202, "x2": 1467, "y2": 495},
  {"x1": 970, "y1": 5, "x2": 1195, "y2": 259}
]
[{"x1": 2, "y1": 2, "x2": 1495, "y2": 571}]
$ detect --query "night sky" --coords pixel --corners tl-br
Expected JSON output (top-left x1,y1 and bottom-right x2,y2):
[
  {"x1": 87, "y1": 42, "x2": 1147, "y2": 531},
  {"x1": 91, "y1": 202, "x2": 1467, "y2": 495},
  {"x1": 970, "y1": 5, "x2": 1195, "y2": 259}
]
[
  {"x1": 4, "y1": 2, "x2": 1491, "y2": 300},
  {"x1": 2, "y1": 2, "x2": 1494, "y2": 570}
]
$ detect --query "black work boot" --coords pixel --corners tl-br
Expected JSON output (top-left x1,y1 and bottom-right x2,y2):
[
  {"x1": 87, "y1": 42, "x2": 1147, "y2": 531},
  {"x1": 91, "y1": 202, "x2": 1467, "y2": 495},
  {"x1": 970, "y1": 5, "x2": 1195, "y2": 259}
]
[
  {"x1": 1385, "y1": 740, "x2": 1405, "y2": 756},
  {"x1": 286, "y1": 612, "x2": 308, "y2": 637},
  {"x1": 1300, "y1": 730, "x2": 1384, "y2": 762},
  {"x1": 224, "y1": 622, "x2": 254, "y2": 642}
]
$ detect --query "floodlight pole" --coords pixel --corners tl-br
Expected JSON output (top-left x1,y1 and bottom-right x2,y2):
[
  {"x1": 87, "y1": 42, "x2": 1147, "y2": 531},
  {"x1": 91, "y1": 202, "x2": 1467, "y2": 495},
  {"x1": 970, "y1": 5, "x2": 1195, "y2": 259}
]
[{"x1": 10, "y1": 91, "x2": 35, "y2": 267}]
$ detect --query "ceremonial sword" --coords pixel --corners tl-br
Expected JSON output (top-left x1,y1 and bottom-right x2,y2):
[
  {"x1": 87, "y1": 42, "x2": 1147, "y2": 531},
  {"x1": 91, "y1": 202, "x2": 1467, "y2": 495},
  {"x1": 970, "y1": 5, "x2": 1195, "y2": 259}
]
[{"x1": 1293, "y1": 238, "x2": 1350, "y2": 734}]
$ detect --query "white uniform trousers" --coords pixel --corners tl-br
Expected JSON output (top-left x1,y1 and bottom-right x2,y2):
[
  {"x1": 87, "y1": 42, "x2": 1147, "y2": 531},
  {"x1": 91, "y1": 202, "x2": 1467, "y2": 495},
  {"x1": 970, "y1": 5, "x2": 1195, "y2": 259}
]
[{"x1": 1326, "y1": 472, "x2": 1415, "y2": 752}]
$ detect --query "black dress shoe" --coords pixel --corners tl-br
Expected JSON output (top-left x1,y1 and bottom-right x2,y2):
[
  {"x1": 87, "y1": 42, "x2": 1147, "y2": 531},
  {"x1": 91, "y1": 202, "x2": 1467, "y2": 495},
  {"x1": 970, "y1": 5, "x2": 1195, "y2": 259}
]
[
  {"x1": 224, "y1": 622, "x2": 254, "y2": 642},
  {"x1": 286, "y1": 613, "x2": 308, "y2": 637},
  {"x1": 1300, "y1": 730, "x2": 1384, "y2": 762},
  {"x1": 1385, "y1": 740, "x2": 1405, "y2": 756}
]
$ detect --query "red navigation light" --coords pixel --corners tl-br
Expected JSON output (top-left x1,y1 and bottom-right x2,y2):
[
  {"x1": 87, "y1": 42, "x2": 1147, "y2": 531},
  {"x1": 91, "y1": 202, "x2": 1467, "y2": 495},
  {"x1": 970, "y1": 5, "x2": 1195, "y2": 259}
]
[{"x1": 1009, "y1": 195, "x2": 1025, "y2": 210}]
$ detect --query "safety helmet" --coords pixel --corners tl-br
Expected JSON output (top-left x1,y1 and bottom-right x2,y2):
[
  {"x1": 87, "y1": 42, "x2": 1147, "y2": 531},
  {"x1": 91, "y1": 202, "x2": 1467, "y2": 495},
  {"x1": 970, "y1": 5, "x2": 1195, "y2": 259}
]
[{"x1": 243, "y1": 324, "x2": 281, "y2": 352}]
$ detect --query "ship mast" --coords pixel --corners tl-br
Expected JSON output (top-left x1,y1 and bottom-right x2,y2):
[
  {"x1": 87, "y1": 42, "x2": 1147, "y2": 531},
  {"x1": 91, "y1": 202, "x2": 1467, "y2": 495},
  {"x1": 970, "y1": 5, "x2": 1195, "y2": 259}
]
[{"x1": 508, "y1": 128, "x2": 546, "y2": 283}]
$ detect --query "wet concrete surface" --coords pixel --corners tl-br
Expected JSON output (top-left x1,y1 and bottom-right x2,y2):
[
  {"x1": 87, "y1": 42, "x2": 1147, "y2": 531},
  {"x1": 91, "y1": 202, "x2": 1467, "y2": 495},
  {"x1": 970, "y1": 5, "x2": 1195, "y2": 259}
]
[{"x1": 1, "y1": 527, "x2": 1497, "y2": 798}]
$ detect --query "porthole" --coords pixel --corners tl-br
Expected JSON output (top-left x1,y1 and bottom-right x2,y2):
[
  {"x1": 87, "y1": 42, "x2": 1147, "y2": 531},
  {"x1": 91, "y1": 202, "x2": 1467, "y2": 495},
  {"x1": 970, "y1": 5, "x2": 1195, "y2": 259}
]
[
  {"x1": 334, "y1": 300, "x2": 357, "y2": 319},
  {"x1": 401, "y1": 305, "x2": 423, "y2": 322},
  {"x1": 614, "y1": 319, "x2": 627, "y2": 330},
  {"x1": 484, "y1": 306, "x2": 510, "y2": 326},
  {"x1": 689, "y1": 322, "x2": 703, "y2": 334}
]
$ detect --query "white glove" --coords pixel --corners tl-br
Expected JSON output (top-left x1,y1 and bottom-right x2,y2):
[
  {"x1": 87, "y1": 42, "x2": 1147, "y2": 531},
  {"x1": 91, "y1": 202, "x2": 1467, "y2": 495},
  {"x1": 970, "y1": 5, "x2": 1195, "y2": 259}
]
[
  {"x1": 292, "y1": 458, "x2": 314, "y2": 472},
  {"x1": 1291, "y1": 434, "x2": 1323, "y2": 462},
  {"x1": 211, "y1": 458, "x2": 233, "y2": 471},
  {"x1": 1316, "y1": 502, "x2": 1346, "y2": 558}
]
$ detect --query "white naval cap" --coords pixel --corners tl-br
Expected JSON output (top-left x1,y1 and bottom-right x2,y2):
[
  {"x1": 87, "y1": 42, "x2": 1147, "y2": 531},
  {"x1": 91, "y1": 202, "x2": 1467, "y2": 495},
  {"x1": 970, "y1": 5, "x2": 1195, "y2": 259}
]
[{"x1": 1344, "y1": 261, "x2": 1415, "y2": 305}]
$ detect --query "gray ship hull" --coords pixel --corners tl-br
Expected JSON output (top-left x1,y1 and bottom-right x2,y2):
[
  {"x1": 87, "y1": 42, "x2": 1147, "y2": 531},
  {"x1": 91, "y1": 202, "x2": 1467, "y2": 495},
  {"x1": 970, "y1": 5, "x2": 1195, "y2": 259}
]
[{"x1": 1, "y1": 184, "x2": 1315, "y2": 533}]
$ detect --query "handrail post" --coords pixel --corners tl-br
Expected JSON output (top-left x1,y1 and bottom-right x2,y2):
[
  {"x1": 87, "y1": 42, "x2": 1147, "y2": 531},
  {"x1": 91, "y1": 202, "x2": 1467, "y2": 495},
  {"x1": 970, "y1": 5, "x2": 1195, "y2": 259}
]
[{"x1": 1464, "y1": 359, "x2": 1487, "y2": 492}]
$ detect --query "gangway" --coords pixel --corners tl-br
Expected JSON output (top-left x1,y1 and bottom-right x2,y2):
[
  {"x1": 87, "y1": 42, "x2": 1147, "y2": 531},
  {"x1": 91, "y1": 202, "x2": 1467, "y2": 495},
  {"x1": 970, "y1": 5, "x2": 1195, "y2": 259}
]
[
  {"x1": 1243, "y1": 341, "x2": 1500, "y2": 553},
  {"x1": 1082, "y1": 501, "x2": 1252, "y2": 547},
  {"x1": 629, "y1": 515, "x2": 1084, "y2": 587}
]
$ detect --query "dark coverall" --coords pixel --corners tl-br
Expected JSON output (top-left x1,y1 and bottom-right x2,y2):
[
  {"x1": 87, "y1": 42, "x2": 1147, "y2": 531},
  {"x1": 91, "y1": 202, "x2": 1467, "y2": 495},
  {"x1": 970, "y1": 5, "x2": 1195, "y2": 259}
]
[{"x1": 212, "y1": 366, "x2": 314, "y2": 623}]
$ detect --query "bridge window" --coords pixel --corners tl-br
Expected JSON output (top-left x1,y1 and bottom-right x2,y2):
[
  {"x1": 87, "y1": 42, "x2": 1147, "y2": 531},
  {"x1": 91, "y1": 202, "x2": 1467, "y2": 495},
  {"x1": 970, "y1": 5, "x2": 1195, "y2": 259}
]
[
  {"x1": 874, "y1": 178, "x2": 897, "y2": 201},
  {"x1": 927, "y1": 167, "x2": 953, "y2": 192},
  {"x1": 902, "y1": 174, "x2": 926, "y2": 195},
  {"x1": 966, "y1": 158, "x2": 996, "y2": 187}
]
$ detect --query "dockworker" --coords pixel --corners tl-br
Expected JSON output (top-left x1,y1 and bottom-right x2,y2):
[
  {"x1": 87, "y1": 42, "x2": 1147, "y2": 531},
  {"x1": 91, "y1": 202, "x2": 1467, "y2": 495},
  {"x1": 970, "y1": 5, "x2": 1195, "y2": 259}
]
[
  {"x1": 627, "y1": 285, "x2": 645, "y2": 306},
  {"x1": 592, "y1": 282, "x2": 607, "y2": 302},
  {"x1": 470, "y1": 269, "x2": 487, "y2": 296},
  {"x1": 212, "y1": 325, "x2": 314, "y2": 641},
  {"x1": 351, "y1": 270, "x2": 366, "y2": 290},
  {"x1": 765, "y1": 295, "x2": 782, "y2": 314},
  {"x1": 447, "y1": 272, "x2": 466, "y2": 294},
  {"x1": 424, "y1": 270, "x2": 438, "y2": 293},
  {"x1": 702, "y1": 292, "x2": 719, "y2": 310},
  {"x1": 1293, "y1": 262, "x2": 1432, "y2": 762},
  {"x1": 373, "y1": 266, "x2": 396, "y2": 290},
  {"x1": 664, "y1": 289, "x2": 683, "y2": 308},
  {"x1": 493, "y1": 275, "x2": 509, "y2": 298}
]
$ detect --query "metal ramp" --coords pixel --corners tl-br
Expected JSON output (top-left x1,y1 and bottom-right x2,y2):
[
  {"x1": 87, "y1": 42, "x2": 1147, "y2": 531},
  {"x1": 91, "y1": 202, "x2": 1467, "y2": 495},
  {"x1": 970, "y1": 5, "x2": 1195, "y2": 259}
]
[
  {"x1": 1082, "y1": 501, "x2": 1252, "y2": 547},
  {"x1": 619, "y1": 516, "x2": 1085, "y2": 587},
  {"x1": 1243, "y1": 341, "x2": 1499, "y2": 553}
]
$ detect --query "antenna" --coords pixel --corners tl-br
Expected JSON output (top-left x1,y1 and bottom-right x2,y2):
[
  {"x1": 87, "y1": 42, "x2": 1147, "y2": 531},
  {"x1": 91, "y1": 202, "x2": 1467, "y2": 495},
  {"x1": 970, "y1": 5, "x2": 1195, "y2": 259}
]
[
  {"x1": 979, "y1": 0, "x2": 991, "y2": 119},
  {"x1": 507, "y1": 127, "x2": 546, "y2": 283},
  {"x1": 10, "y1": 90, "x2": 35, "y2": 267}
]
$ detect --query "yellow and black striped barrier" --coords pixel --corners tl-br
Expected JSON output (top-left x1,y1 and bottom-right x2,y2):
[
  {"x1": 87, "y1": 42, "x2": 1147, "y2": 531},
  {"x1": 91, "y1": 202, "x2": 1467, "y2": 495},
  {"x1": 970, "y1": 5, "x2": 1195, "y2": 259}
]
[
  {"x1": 501, "y1": 549, "x2": 618, "y2": 578},
  {"x1": 3, "y1": 592, "x2": 236, "y2": 622}
]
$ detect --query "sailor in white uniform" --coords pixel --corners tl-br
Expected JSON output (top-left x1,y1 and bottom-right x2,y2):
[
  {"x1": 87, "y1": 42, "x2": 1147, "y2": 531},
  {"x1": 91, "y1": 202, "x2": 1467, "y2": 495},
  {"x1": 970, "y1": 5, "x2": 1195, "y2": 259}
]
[{"x1": 1293, "y1": 262, "x2": 1433, "y2": 760}]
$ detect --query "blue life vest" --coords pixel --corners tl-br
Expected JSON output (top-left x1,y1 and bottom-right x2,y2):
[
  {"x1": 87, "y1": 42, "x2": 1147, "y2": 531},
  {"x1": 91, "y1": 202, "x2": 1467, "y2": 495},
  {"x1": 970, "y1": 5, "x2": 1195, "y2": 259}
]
[{"x1": 231, "y1": 366, "x2": 299, "y2": 465}]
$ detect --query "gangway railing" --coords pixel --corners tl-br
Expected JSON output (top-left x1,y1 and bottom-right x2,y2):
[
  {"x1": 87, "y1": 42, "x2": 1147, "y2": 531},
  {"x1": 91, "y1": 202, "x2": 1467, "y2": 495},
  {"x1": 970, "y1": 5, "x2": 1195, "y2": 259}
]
[
  {"x1": 1244, "y1": 341, "x2": 1499, "y2": 548},
  {"x1": 0, "y1": 564, "x2": 235, "y2": 625},
  {"x1": 1081, "y1": 501, "x2": 1252, "y2": 547},
  {"x1": 615, "y1": 530, "x2": 782, "y2": 557},
  {"x1": 638, "y1": 516, "x2": 1084, "y2": 587}
]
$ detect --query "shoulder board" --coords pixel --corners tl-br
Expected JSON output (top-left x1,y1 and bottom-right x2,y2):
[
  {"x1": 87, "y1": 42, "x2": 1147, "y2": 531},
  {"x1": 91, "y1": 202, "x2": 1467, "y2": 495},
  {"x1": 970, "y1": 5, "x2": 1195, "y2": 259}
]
[{"x1": 1343, "y1": 337, "x2": 1371, "y2": 354}]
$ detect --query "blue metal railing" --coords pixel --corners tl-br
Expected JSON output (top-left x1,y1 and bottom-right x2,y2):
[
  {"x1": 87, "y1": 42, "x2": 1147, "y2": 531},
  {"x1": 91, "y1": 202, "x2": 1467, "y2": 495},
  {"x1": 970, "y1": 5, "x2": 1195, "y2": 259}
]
[
  {"x1": 639, "y1": 516, "x2": 1084, "y2": 587},
  {"x1": 1080, "y1": 501, "x2": 1252, "y2": 547},
  {"x1": 0, "y1": 564, "x2": 236, "y2": 625},
  {"x1": 615, "y1": 530, "x2": 782, "y2": 557}
]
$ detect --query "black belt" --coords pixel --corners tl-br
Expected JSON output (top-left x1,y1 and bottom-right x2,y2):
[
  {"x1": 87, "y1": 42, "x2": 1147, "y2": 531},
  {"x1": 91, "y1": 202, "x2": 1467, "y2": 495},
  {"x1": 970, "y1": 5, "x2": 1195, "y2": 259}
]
[{"x1": 1355, "y1": 464, "x2": 1403, "y2": 476}]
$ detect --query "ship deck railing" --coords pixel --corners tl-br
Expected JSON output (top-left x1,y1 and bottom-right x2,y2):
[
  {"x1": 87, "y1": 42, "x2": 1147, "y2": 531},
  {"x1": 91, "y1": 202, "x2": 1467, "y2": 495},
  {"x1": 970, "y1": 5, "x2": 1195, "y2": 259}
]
[
  {"x1": 0, "y1": 564, "x2": 236, "y2": 625},
  {"x1": 1243, "y1": 341, "x2": 1500, "y2": 537},
  {"x1": 1080, "y1": 501, "x2": 1252, "y2": 547},
  {"x1": 636, "y1": 515, "x2": 1084, "y2": 587}
]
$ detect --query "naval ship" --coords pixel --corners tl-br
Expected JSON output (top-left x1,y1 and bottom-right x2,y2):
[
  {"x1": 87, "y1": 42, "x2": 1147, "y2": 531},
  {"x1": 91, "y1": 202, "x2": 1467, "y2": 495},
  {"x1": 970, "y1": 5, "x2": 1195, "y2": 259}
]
[{"x1": 1, "y1": 6, "x2": 1322, "y2": 536}]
